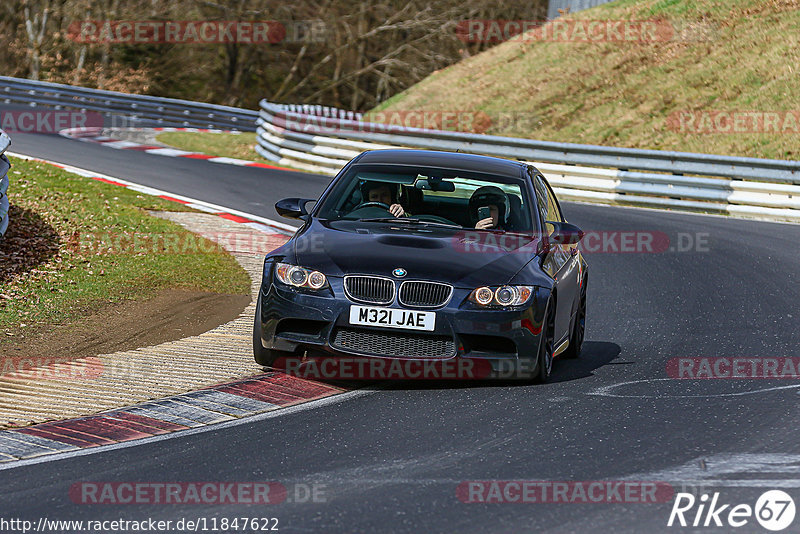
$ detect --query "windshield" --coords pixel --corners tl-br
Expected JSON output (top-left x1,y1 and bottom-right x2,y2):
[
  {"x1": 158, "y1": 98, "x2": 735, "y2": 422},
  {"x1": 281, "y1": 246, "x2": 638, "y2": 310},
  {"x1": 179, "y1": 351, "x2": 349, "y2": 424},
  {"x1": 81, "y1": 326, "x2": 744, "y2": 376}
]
[{"x1": 316, "y1": 164, "x2": 532, "y2": 232}]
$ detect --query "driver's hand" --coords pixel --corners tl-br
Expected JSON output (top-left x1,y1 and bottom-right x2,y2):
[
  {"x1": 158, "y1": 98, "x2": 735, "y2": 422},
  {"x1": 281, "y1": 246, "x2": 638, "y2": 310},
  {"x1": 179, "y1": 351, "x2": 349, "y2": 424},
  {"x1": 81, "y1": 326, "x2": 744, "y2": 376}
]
[
  {"x1": 475, "y1": 218, "x2": 494, "y2": 229},
  {"x1": 389, "y1": 203, "x2": 405, "y2": 218}
]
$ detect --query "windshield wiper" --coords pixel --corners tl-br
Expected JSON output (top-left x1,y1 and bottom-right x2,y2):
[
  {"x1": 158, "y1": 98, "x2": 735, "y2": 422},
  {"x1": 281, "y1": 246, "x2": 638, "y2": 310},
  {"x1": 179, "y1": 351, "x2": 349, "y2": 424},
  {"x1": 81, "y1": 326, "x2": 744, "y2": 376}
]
[
  {"x1": 358, "y1": 217, "x2": 461, "y2": 228},
  {"x1": 359, "y1": 217, "x2": 422, "y2": 223},
  {"x1": 414, "y1": 221, "x2": 462, "y2": 228}
]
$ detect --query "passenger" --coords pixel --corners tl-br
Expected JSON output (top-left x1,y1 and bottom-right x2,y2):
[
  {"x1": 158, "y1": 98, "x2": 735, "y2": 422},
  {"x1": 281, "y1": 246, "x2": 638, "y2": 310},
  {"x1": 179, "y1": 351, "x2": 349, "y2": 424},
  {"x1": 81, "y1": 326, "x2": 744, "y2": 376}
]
[
  {"x1": 360, "y1": 181, "x2": 406, "y2": 218},
  {"x1": 469, "y1": 186, "x2": 510, "y2": 230}
]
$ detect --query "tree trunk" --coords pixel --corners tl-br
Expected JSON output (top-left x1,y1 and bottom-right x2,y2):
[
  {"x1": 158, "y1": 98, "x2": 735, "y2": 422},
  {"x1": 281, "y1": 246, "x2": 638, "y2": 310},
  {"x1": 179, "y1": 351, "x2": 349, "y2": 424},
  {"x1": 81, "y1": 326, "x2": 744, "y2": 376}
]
[{"x1": 23, "y1": 2, "x2": 49, "y2": 81}]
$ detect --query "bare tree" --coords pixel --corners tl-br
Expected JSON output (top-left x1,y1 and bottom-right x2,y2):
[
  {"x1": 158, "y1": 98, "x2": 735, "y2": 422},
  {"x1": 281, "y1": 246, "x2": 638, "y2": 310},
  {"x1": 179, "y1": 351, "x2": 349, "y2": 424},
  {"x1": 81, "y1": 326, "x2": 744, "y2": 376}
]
[
  {"x1": 23, "y1": 0, "x2": 51, "y2": 80},
  {"x1": 2, "y1": 0, "x2": 548, "y2": 108}
]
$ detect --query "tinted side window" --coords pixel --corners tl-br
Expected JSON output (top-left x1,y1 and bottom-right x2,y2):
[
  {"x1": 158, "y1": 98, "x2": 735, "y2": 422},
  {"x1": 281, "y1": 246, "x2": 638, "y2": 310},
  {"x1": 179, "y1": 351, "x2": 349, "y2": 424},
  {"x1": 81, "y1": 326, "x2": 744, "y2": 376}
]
[
  {"x1": 532, "y1": 172, "x2": 564, "y2": 237},
  {"x1": 532, "y1": 172, "x2": 549, "y2": 231},
  {"x1": 545, "y1": 181, "x2": 563, "y2": 223}
]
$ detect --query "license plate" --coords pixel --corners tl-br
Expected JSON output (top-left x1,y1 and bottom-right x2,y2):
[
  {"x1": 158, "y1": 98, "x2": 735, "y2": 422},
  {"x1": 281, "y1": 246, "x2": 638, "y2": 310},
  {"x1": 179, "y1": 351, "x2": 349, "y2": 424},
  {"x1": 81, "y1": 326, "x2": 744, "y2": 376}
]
[{"x1": 349, "y1": 305, "x2": 435, "y2": 331}]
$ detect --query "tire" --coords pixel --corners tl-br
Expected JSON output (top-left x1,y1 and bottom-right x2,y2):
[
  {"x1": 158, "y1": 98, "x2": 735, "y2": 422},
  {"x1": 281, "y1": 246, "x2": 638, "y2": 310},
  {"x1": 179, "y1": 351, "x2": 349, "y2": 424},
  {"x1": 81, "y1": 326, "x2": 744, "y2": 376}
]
[
  {"x1": 562, "y1": 276, "x2": 586, "y2": 360},
  {"x1": 253, "y1": 298, "x2": 281, "y2": 368},
  {"x1": 535, "y1": 300, "x2": 556, "y2": 383}
]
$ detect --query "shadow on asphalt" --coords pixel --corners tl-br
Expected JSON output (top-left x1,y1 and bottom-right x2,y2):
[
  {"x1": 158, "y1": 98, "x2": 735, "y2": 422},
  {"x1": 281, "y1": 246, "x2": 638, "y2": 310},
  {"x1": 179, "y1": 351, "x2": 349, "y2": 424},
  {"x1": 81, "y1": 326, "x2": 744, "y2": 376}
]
[
  {"x1": 548, "y1": 340, "x2": 622, "y2": 384},
  {"x1": 294, "y1": 340, "x2": 622, "y2": 392}
]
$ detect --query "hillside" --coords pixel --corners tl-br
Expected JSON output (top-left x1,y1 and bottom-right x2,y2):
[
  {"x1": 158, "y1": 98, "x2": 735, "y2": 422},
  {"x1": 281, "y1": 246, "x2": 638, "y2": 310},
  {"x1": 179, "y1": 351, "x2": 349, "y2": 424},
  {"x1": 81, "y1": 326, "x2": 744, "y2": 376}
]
[{"x1": 372, "y1": 0, "x2": 800, "y2": 160}]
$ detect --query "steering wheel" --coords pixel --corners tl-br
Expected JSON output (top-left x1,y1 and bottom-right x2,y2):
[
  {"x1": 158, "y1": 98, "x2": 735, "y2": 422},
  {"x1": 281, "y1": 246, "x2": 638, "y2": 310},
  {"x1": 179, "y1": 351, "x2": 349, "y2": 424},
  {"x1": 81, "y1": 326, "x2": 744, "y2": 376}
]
[{"x1": 354, "y1": 201, "x2": 392, "y2": 211}]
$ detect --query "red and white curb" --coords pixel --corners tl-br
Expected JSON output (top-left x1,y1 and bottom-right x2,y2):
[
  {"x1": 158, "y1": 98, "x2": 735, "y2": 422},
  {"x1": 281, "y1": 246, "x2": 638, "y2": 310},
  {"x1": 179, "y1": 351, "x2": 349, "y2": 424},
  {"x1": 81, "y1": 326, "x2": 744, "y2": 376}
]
[
  {"x1": 0, "y1": 373, "x2": 346, "y2": 463},
  {"x1": 59, "y1": 126, "x2": 295, "y2": 171},
  {"x1": 0, "y1": 152, "x2": 355, "y2": 465},
  {"x1": 7, "y1": 151, "x2": 299, "y2": 236}
]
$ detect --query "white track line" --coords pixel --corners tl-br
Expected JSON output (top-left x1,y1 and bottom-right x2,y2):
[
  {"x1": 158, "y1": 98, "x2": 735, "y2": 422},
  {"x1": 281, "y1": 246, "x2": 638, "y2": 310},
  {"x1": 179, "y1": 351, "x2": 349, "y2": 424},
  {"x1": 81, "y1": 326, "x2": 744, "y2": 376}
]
[{"x1": 588, "y1": 378, "x2": 800, "y2": 398}]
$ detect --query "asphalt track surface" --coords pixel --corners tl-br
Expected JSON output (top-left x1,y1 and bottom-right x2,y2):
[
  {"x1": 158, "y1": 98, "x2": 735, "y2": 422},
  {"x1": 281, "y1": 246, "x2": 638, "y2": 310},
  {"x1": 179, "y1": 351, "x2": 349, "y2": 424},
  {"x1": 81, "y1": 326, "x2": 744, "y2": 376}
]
[{"x1": 4, "y1": 132, "x2": 800, "y2": 533}]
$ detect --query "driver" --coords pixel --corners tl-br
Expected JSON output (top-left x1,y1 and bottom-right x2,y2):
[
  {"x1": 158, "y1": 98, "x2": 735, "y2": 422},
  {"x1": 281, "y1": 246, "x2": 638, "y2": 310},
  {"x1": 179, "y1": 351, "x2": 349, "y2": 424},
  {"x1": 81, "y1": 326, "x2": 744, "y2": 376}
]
[
  {"x1": 469, "y1": 186, "x2": 510, "y2": 230},
  {"x1": 360, "y1": 181, "x2": 407, "y2": 218}
]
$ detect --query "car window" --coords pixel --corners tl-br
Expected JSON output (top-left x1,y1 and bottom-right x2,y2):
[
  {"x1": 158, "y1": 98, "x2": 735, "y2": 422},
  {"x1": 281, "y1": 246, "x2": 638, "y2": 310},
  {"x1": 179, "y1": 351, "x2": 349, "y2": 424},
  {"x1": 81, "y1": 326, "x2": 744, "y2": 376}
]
[
  {"x1": 532, "y1": 172, "x2": 551, "y2": 231},
  {"x1": 545, "y1": 181, "x2": 563, "y2": 223},
  {"x1": 316, "y1": 164, "x2": 531, "y2": 231}
]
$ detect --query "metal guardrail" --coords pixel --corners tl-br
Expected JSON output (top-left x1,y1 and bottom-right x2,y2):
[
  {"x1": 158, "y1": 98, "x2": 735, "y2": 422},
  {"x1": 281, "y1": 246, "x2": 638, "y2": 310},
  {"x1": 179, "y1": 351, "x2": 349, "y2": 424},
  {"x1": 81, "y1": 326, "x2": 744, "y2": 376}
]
[
  {"x1": 255, "y1": 100, "x2": 800, "y2": 223},
  {"x1": 0, "y1": 130, "x2": 11, "y2": 237},
  {"x1": 1, "y1": 75, "x2": 798, "y2": 223},
  {"x1": 0, "y1": 76, "x2": 260, "y2": 131}
]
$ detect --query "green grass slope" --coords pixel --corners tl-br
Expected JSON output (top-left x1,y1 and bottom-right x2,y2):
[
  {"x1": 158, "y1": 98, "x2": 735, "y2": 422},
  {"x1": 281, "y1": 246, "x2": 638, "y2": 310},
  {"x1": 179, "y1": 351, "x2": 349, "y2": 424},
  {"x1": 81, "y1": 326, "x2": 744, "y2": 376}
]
[{"x1": 373, "y1": 0, "x2": 800, "y2": 160}]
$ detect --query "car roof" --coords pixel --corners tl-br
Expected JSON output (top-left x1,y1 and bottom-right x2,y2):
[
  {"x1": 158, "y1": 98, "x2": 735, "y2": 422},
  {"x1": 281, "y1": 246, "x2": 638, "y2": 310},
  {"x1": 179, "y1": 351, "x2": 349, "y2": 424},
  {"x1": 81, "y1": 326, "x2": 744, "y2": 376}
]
[{"x1": 355, "y1": 149, "x2": 527, "y2": 179}]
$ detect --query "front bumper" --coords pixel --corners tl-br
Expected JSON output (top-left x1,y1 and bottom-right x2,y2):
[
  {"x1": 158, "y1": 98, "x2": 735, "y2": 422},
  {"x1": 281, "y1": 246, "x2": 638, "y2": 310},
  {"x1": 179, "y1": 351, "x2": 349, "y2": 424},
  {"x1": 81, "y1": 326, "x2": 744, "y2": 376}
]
[{"x1": 256, "y1": 275, "x2": 547, "y2": 377}]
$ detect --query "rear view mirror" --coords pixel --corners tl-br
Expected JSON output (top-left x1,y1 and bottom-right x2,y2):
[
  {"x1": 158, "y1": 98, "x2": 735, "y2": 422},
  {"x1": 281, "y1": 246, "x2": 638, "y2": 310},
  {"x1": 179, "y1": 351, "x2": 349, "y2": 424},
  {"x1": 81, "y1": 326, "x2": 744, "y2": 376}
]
[
  {"x1": 414, "y1": 177, "x2": 456, "y2": 192},
  {"x1": 547, "y1": 221, "x2": 584, "y2": 245}
]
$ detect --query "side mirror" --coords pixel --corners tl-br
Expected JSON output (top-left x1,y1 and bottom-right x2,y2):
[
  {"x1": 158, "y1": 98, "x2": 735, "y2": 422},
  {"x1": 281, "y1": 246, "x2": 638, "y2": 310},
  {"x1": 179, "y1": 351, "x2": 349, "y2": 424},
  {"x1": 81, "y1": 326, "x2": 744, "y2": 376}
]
[
  {"x1": 547, "y1": 221, "x2": 584, "y2": 245},
  {"x1": 275, "y1": 197, "x2": 314, "y2": 220}
]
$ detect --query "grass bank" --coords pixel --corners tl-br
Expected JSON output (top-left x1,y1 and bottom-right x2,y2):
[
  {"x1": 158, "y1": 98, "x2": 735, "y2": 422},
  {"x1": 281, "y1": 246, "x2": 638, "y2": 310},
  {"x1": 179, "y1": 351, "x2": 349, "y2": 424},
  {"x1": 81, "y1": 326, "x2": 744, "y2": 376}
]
[
  {"x1": 372, "y1": 0, "x2": 800, "y2": 160},
  {"x1": 156, "y1": 131, "x2": 267, "y2": 162},
  {"x1": 0, "y1": 157, "x2": 251, "y2": 340}
]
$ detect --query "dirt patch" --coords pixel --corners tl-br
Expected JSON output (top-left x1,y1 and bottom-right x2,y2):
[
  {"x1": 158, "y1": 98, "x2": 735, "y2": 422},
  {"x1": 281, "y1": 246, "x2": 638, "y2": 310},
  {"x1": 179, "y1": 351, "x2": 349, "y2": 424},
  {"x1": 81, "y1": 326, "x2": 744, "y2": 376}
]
[{"x1": 1, "y1": 290, "x2": 251, "y2": 361}]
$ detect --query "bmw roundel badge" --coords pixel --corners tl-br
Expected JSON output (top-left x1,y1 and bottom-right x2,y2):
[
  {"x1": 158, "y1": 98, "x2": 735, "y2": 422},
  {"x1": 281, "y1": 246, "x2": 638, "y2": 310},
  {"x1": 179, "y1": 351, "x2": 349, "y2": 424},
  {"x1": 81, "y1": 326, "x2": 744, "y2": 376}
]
[{"x1": 392, "y1": 268, "x2": 407, "y2": 278}]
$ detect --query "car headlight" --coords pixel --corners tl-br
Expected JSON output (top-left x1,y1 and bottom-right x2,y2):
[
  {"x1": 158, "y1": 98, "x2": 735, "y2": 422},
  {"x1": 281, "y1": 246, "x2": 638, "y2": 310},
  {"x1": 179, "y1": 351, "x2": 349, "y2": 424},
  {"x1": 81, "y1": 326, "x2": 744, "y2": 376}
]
[
  {"x1": 275, "y1": 263, "x2": 327, "y2": 289},
  {"x1": 469, "y1": 285, "x2": 533, "y2": 307},
  {"x1": 473, "y1": 286, "x2": 494, "y2": 306}
]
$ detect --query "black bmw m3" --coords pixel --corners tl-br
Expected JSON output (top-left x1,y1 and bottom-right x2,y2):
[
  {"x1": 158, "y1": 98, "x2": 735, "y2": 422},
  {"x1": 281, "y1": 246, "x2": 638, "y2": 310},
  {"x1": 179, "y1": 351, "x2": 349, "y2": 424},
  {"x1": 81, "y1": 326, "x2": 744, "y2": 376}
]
[{"x1": 254, "y1": 149, "x2": 587, "y2": 381}]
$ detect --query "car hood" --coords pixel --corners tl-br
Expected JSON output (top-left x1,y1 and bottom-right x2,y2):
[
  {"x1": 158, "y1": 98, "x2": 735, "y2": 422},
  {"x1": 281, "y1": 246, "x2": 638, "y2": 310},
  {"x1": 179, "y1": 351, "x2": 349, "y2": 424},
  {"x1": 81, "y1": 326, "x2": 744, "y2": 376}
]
[{"x1": 290, "y1": 219, "x2": 541, "y2": 287}]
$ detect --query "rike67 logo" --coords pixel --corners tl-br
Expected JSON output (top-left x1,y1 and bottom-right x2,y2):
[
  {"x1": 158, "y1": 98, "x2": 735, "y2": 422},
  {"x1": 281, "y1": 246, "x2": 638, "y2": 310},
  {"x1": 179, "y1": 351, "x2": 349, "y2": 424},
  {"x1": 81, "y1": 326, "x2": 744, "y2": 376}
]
[{"x1": 668, "y1": 490, "x2": 796, "y2": 531}]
